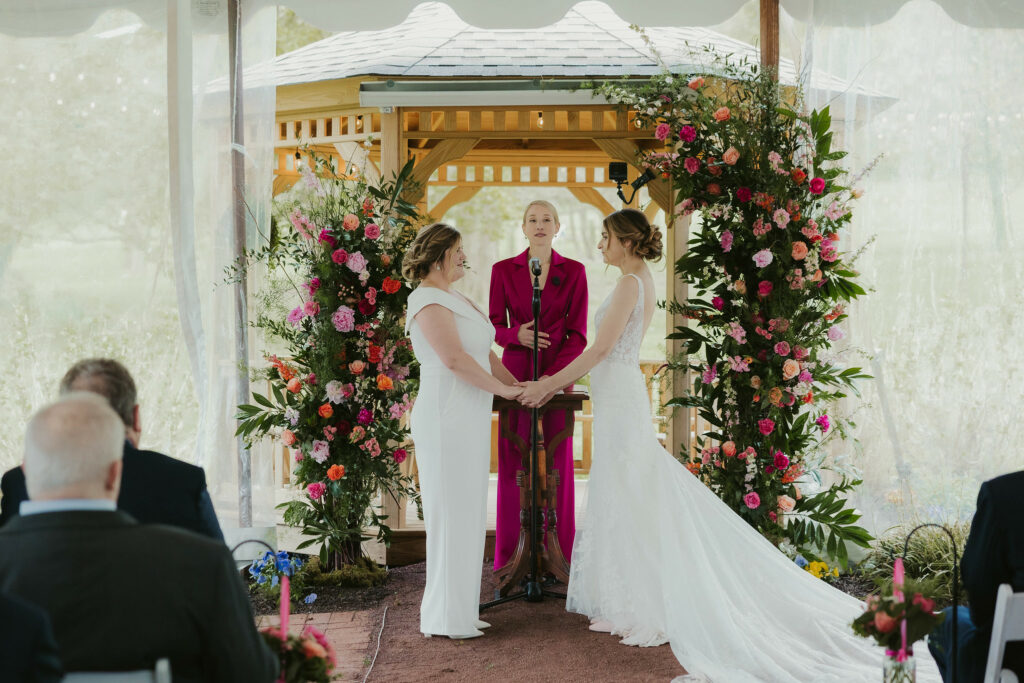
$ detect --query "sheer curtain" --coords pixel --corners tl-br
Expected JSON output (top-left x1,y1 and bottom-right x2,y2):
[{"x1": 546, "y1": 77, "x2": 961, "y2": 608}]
[{"x1": 786, "y1": 0, "x2": 1024, "y2": 531}]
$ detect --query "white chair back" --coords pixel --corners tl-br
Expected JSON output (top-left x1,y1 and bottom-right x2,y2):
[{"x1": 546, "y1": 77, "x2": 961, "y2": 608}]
[
  {"x1": 984, "y1": 584, "x2": 1024, "y2": 683},
  {"x1": 63, "y1": 658, "x2": 171, "y2": 683}
]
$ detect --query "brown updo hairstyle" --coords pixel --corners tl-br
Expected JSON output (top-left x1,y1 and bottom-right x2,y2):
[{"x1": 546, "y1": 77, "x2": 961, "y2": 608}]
[
  {"x1": 603, "y1": 208, "x2": 663, "y2": 262},
  {"x1": 402, "y1": 222, "x2": 461, "y2": 282}
]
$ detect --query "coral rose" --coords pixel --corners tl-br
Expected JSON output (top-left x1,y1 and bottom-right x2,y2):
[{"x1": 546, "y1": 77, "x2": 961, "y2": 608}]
[
  {"x1": 349, "y1": 360, "x2": 366, "y2": 375},
  {"x1": 381, "y1": 254, "x2": 392, "y2": 266},
  {"x1": 790, "y1": 168, "x2": 807, "y2": 184},
  {"x1": 722, "y1": 441, "x2": 736, "y2": 457},
  {"x1": 318, "y1": 403, "x2": 334, "y2": 419},
  {"x1": 768, "y1": 386, "x2": 784, "y2": 406},
  {"x1": 327, "y1": 464, "x2": 345, "y2": 481},
  {"x1": 342, "y1": 213, "x2": 360, "y2": 231},
  {"x1": 722, "y1": 147, "x2": 740, "y2": 165},
  {"x1": 777, "y1": 495, "x2": 796, "y2": 512},
  {"x1": 734, "y1": 280, "x2": 747, "y2": 294},
  {"x1": 873, "y1": 610, "x2": 898, "y2": 634},
  {"x1": 782, "y1": 358, "x2": 801, "y2": 381},
  {"x1": 713, "y1": 107, "x2": 731, "y2": 122},
  {"x1": 377, "y1": 374, "x2": 394, "y2": 391},
  {"x1": 706, "y1": 183, "x2": 722, "y2": 196},
  {"x1": 281, "y1": 429, "x2": 296, "y2": 446},
  {"x1": 287, "y1": 378, "x2": 302, "y2": 393},
  {"x1": 791, "y1": 241, "x2": 809, "y2": 260},
  {"x1": 381, "y1": 277, "x2": 401, "y2": 294},
  {"x1": 687, "y1": 77, "x2": 705, "y2": 90}
]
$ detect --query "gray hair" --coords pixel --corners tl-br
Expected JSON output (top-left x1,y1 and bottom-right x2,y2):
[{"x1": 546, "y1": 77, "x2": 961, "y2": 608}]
[
  {"x1": 24, "y1": 392, "x2": 125, "y2": 499},
  {"x1": 59, "y1": 358, "x2": 137, "y2": 428}
]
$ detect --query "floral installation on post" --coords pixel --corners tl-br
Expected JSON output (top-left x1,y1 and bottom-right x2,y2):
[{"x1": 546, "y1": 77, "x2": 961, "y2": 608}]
[
  {"x1": 234, "y1": 150, "x2": 422, "y2": 569},
  {"x1": 259, "y1": 623, "x2": 336, "y2": 683},
  {"x1": 598, "y1": 50, "x2": 874, "y2": 566}
]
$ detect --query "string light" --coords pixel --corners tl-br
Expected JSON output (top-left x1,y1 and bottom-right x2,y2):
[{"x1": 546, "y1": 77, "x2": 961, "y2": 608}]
[
  {"x1": 537, "y1": 111, "x2": 543, "y2": 128},
  {"x1": 355, "y1": 115, "x2": 363, "y2": 130}
]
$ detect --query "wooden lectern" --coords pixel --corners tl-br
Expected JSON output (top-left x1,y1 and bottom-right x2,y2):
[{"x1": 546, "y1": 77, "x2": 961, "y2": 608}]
[{"x1": 491, "y1": 390, "x2": 589, "y2": 598}]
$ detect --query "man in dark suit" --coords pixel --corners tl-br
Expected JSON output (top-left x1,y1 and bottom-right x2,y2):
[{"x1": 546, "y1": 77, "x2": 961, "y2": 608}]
[
  {"x1": 0, "y1": 592, "x2": 63, "y2": 682},
  {"x1": 0, "y1": 393, "x2": 277, "y2": 682},
  {"x1": 0, "y1": 358, "x2": 222, "y2": 540},
  {"x1": 929, "y1": 470, "x2": 1024, "y2": 682}
]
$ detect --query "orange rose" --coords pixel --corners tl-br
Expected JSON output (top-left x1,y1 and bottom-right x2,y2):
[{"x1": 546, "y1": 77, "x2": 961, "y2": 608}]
[
  {"x1": 734, "y1": 280, "x2": 746, "y2": 294},
  {"x1": 776, "y1": 495, "x2": 796, "y2": 512},
  {"x1": 713, "y1": 106, "x2": 731, "y2": 122},
  {"x1": 791, "y1": 241, "x2": 809, "y2": 260},
  {"x1": 286, "y1": 378, "x2": 302, "y2": 393},
  {"x1": 685, "y1": 461, "x2": 701, "y2": 475},
  {"x1": 381, "y1": 254, "x2": 391, "y2": 266},
  {"x1": 721, "y1": 441, "x2": 736, "y2": 458},
  {"x1": 281, "y1": 429, "x2": 296, "y2": 446},
  {"x1": 802, "y1": 391, "x2": 814, "y2": 404},
  {"x1": 687, "y1": 77, "x2": 705, "y2": 90},
  {"x1": 342, "y1": 213, "x2": 360, "y2": 231},
  {"x1": 382, "y1": 277, "x2": 401, "y2": 295},
  {"x1": 722, "y1": 146, "x2": 740, "y2": 165},
  {"x1": 782, "y1": 359, "x2": 801, "y2": 381},
  {"x1": 319, "y1": 403, "x2": 334, "y2": 418},
  {"x1": 349, "y1": 360, "x2": 366, "y2": 375},
  {"x1": 376, "y1": 374, "x2": 394, "y2": 391},
  {"x1": 327, "y1": 464, "x2": 345, "y2": 481},
  {"x1": 768, "y1": 386, "x2": 784, "y2": 406},
  {"x1": 790, "y1": 168, "x2": 807, "y2": 184}
]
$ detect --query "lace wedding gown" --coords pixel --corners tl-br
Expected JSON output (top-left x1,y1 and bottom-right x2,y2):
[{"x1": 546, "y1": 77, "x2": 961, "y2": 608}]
[{"x1": 566, "y1": 273, "x2": 940, "y2": 682}]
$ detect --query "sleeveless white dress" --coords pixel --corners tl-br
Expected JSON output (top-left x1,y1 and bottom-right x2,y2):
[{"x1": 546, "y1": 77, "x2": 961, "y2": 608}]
[
  {"x1": 406, "y1": 286, "x2": 495, "y2": 637},
  {"x1": 567, "y1": 273, "x2": 941, "y2": 682}
]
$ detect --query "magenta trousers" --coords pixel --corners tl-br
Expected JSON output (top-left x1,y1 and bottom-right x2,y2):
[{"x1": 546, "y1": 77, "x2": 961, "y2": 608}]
[{"x1": 494, "y1": 407, "x2": 575, "y2": 570}]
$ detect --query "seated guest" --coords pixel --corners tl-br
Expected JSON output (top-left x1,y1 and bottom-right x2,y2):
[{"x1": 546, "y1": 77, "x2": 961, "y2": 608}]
[
  {"x1": 929, "y1": 470, "x2": 1024, "y2": 682},
  {"x1": 0, "y1": 592, "x2": 63, "y2": 682},
  {"x1": 0, "y1": 358, "x2": 223, "y2": 540},
  {"x1": 0, "y1": 393, "x2": 277, "y2": 681}
]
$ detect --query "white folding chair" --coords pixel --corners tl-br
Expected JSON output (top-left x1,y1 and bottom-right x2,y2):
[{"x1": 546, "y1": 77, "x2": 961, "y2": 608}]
[
  {"x1": 63, "y1": 658, "x2": 171, "y2": 683},
  {"x1": 983, "y1": 584, "x2": 1024, "y2": 683}
]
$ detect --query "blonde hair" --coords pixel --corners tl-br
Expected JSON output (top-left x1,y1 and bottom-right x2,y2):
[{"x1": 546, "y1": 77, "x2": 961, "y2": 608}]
[
  {"x1": 603, "y1": 209, "x2": 663, "y2": 262},
  {"x1": 521, "y1": 200, "x2": 560, "y2": 226},
  {"x1": 401, "y1": 223, "x2": 461, "y2": 282}
]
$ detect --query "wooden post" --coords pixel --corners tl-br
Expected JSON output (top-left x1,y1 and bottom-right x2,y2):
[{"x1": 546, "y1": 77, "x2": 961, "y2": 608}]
[
  {"x1": 666, "y1": 204, "x2": 692, "y2": 461},
  {"x1": 760, "y1": 0, "x2": 780, "y2": 75},
  {"x1": 379, "y1": 107, "x2": 407, "y2": 184}
]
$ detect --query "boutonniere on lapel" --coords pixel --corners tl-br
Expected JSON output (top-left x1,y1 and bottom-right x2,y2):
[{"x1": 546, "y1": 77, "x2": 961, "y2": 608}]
[{"x1": 551, "y1": 276, "x2": 562, "y2": 287}]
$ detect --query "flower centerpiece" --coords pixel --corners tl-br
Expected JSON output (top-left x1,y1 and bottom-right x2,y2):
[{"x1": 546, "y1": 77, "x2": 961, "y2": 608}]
[
  {"x1": 259, "y1": 624, "x2": 336, "y2": 683},
  {"x1": 597, "y1": 51, "x2": 873, "y2": 566},
  {"x1": 235, "y1": 152, "x2": 423, "y2": 568}
]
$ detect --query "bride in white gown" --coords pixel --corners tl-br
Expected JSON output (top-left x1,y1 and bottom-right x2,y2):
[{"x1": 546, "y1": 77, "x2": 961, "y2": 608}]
[{"x1": 518, "y1": 209, "x2": 940, "y2": 682}]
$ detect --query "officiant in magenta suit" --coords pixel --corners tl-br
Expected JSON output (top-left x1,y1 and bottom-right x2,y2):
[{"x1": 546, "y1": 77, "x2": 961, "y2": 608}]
[{"x1": 488, "y1": 200, "x2": 588, "y2": 570}]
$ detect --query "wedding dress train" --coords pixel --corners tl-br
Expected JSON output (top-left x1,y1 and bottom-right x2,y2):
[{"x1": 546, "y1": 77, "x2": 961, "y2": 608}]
[{"x1": 566, "y1": 273, "x2": 940, "y2": 682}]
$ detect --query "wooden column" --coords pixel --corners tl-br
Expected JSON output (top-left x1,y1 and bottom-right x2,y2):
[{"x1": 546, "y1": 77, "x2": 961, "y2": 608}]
[
  {"x1": 760, "y1": 0, "x2": 780, "y2": 74},
  {"x1": 666, "y1": 206, "x2": 692, "y2": 461},
  {"x1": 379, "y1": 107, "x2": 407, "y2": 183}
]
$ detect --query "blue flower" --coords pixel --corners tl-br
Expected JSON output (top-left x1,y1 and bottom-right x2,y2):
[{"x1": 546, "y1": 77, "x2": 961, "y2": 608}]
[
  {"x1": 794, "y1": 555, "x2": 809, "y2": 568},
  {"x1": 271, "y1": 574, "x2": 279, "y2": 588},
  {"x1": 248, "y1": 562, "x2": 261, "y2": 577},
  {"x1": 256, "y1": 574, "x2": 268, "y2": 585},
  {"x1": 304, "y1": 593, "x2": 318, "y2": 605}
]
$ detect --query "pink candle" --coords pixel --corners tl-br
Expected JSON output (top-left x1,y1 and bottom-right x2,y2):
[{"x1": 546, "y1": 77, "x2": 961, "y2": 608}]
[
  {"x1": 893, "y1": 557, "x2": 907, "y2": 659},
  {"x1": 280, "y1": 574, "x2": 291, "y2": 635}
]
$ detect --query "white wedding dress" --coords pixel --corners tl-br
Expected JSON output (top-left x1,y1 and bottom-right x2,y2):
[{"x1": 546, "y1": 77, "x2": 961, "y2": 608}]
[{"x1": 567, "y1": 273, "x2": 941, "y2": 682}]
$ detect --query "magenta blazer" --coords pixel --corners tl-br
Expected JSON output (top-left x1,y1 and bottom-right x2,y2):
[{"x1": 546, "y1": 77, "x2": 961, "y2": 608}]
[{"x1": 489, "y1": 249, "x2": 588, "y2": 382}]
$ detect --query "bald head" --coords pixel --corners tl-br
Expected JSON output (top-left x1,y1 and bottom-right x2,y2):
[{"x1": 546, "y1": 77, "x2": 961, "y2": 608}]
[{"x1": 24, "y1": 392, "x2": 125, "y2": 501}]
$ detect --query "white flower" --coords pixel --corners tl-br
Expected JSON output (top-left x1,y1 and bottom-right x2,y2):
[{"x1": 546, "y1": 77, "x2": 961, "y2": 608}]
[
  {"x1": 752, "y1": 249, "x2": 774, "y2": 268},
  {"x1": 284, "y1": 407, "x2": 299, "y2": 426},
  {"x1": 325, "y1": 380, "x2": 345, "y2": 405}
]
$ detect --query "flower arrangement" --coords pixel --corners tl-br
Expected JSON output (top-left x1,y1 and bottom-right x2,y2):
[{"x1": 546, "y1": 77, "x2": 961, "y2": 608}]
[
  {"x1": 259, "y1": 624, "x2": 336, "y2": 683},
  {"x1": 851, "y1": 578, "x2": 944, "y2": 654},
  {"x1": 598, "y1": 52, "x2": 873, "y2": 565},
  {"x1": 248, "y1": 550, "x2": 308, "y2": 605},
  {"x1": 235, "y1": 152, "x2": 423, "y2": 568}
]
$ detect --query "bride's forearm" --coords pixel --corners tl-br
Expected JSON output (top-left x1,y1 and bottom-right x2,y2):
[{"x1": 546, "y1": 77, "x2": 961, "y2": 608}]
[{"x1": 540, "y1": 346, "x2": 606, "y2": 393}]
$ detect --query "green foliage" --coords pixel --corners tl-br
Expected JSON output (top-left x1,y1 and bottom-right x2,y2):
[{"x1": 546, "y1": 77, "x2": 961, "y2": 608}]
[
  {"x1": 860, "y1": 522, "x2": 969, "y2": 608},
  {"x1": 598, "y1": 52, "x2": 873, "y2": 565},
  {"x1": 235, "y1": 152, "x2": 424, "y2": 567}
]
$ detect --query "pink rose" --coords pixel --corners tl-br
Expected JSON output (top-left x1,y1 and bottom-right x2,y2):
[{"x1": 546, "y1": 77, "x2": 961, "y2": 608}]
[
  {"x1": 393, "y1": 448, "x2": 407, "y2": 464},
  {"x1": 281, "y1": 429, "x2": 296, "y2": 446},
  {"x1": 711, "y1": 296, "x2": 724, "y2": 310},
  {"x1": 331, "y1": 248, "x2": 348, "y2": 265},
  {"x1": 346, "y1": 251, "x2": 368, "y2": 273},
  {"x1": 758, "y1": 418, "x2": 775, "y2": 436},
  {"x1": 303, "y1": 300, "x2": 320, "y2": 316},
  {"x1": 777, "y1": 495, "x2": 796, "y2": 512},
  {"x1": 758, "y1": 280, "x2": 773, "y2": 297},
  {"x1": 793, "y1": 345, "x2": 809, "y2": 360},
  {"x1": 304, "y1": 278, "x2": 321, "y2": 296},
  {"x1": 342, "y1": 213, "x2": 360, "y2": 231},
  {"x1": 774, "y1": 341, "x2": 791, "y2": 356},
  {"x1": 791, "y1": 241, "x2": 809, "y2": 260},
  {"x1": 782, "y1": 359, "x2": 801, "y2": 381},
  {"x1": 364, "y1": 223, "x2": 381, "y2": 240},
  {"x1": 722, "y1": 147, "x2": 740, "y2": 165},
  {"x1": 679, "y1": 125, "x2": 697, "y2": 143},
  {"x1": 809, "y1": 177, "x2": 826, "y2": 194},
  {"x1": 735, "y1": 186, "x2": 752, "y2": 202},
  {"x1": 753, "y1": 249, "x2": 773, "y2": 268},
  {"x1": 743, "y1": 492, "x2": 761, "y2": 509},
  {"x1": 773, "y1": 451, "x2": 790, "y2": 470},
  {"x1": 654, "y1": 123, "x2": 671, "y2": 142},
  {"x1": 331, "y1": 306, "x2": 355, "y2": 333},
  {"x1": 773, "y1": 208, "x2": 791, "y2": 228},
  {"x1": 684, "y1": 157, "x2": 701, "y2": 175},
  {"x1": 827, "y1": 324, "x2": 845, "y2": 341},
  {"x1": 307, "y1": 482, "x2": 327, "y2": 501},
  {"x1": 713, "y1": 106, "x2": 731, "y2": 122}
]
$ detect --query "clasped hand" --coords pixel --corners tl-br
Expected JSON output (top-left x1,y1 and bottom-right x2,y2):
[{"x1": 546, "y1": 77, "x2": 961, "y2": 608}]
[{"x1": 515, "y1": 379, "x2": 554, "y2": 408}]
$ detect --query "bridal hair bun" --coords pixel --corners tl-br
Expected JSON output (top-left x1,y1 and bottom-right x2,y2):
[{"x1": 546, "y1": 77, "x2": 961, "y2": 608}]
[
  {"x1": 604, "y1": 208, "x2": 663, "y2": 262},
  {"x1": 402, "y1": 222, "x2": 461, "y2": 282}
]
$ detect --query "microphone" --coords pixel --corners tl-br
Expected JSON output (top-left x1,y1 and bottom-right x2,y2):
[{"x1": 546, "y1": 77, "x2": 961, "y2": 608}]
[{"x1": 529, "y1": 257, "x2": 542, "y2": 276}]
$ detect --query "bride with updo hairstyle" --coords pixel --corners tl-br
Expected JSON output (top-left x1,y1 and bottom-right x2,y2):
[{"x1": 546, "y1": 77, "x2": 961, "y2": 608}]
[
  {"x1": 601, "y1": 208, "x2": 663, "y2": 262},
  {"x1": 400, "y1": 222, "x2": 522, "y2": 640}
]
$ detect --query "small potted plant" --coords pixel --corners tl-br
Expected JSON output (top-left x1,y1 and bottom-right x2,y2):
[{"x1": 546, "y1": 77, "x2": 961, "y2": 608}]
[{"x1": 851, "y1": 570, "x2": 945, "y2": 683}]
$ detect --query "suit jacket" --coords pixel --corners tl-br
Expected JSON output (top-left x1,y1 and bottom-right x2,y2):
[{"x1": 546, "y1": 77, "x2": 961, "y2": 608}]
[
  {"x1": 963, "y1": 470, "x2": 1024, "y2": 676},
  {"x1": 0, "y1": 442, "x2": 223, "y2": 541},
  {"x1": 0, "y1": 592, "x2": 63, "y2": 683},
  {"x1": 0, "y1": 510, "x2": 277, "y2": 682},
  {"x1": 489, "y1": 248, "x2": 588, "y2": 382}
]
